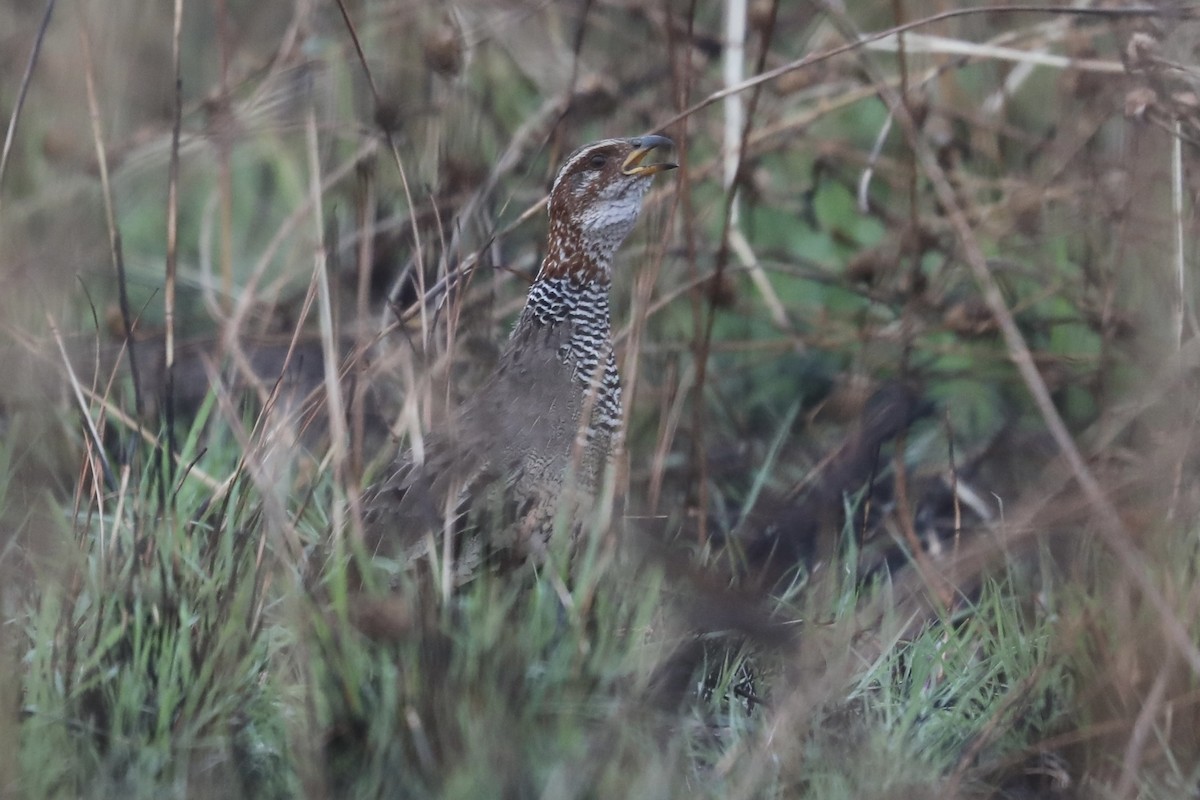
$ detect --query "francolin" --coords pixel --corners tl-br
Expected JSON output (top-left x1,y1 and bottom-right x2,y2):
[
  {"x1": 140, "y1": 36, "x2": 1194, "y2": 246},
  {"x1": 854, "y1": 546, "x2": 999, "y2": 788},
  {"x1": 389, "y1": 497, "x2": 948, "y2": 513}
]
[{"x1": 370, "y1": 135, "x2": 676, "y2": 560}]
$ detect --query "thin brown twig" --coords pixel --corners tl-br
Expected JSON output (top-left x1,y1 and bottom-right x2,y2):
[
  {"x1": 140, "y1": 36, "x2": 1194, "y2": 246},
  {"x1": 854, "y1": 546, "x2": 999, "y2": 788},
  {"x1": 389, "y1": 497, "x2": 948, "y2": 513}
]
[
  {"x1": 1116, "y1": 651, "x2": 1175, "y2": 798},
  {"x1": 214, "y1": 0, "x2": 235, "y2": 316},
  {"x1": 330, "y1": 0, "x2": 428, "y2": 341},
  {"x1": 47, "y1": 312, "x2": 114, "y2": 491},
  {"x1": 0, "y1": 0, "x2": 56, "y2": 213},
  {"x1": 76, "y1": 8, "x2": 144, "y2": 421},
  {"x1": 877, "y1": 0, "x2": 944, "y2": 605},
  {"x1": 351, "y1": 160, "x2": 377, "y2": 479},
  {"x1": 163, "y1": 0, "x2": 185, "y2": 498},
  {"x1": 654, "y1": 4, "x2": 1191, "y2": 133},
  {"x1": 946, "y1": 413, "x2": 962, "y2": 557},
  {"x1": 669, "y1": 0, "x2": 704, "y2": 540},
  {"x1": 202, "y1": 360, "x2": 305, "y2": 562},
  {"x1": 305, "y1": 98, "x2": 357, "y2": 544}
]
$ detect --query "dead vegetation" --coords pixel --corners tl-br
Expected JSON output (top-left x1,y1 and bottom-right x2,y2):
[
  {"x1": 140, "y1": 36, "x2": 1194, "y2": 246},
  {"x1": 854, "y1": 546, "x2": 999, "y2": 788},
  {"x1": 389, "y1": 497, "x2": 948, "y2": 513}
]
[{"x1": 4, "y1": 0, "x2": 1200, "y2": 797}]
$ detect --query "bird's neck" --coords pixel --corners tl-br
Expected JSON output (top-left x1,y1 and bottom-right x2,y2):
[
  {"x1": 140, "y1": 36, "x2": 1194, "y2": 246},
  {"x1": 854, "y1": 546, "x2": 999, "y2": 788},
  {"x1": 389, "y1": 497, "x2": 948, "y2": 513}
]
[
  {"x1": 536, "y1": 216, "x2": 623, "y2": 285},
  {"x1": 521, "y1": 268, "x2": 609, "y2": 326},
  {"x1": 519, "y1": 269, "x2": 614, "y2": 366},
  {"x1": 522, "y1": 220, "x2": 615, "y2": 332},
  {"x1": 517, "y1": 262, "x2": 622, "y2": 440}
]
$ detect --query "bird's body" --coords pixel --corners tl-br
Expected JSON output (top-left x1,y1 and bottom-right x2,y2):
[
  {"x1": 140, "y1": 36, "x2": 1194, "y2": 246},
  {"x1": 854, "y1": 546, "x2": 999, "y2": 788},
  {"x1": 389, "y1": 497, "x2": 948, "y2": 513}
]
[{"x1": 370, "y1": 135, "x2": 676, "y2": 559}]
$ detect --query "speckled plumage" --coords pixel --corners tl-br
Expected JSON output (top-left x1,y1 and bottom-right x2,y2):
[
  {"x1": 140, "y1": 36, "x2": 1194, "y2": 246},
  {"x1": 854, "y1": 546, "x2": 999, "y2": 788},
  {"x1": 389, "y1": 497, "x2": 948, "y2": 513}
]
[{"x1": 370, "y1": 135, "x2": 675, "y2": 559}]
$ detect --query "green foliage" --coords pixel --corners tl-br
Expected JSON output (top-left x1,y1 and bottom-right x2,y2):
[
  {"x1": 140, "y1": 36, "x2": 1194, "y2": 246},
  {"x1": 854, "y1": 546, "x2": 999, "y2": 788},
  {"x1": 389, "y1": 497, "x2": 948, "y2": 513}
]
[
  {"x1": 6, "y1": 406, "x2": 1080, "y2": 799},
  {"x1": 17, "y1": 411, "x2": 301, "y2": 799}
]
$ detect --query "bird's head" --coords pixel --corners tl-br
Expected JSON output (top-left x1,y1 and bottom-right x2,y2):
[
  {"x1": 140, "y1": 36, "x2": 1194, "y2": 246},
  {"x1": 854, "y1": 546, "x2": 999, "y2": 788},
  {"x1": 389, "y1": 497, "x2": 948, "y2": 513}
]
[{"x1": 543, "y1": 135, "x2": 676, "y2": 278}]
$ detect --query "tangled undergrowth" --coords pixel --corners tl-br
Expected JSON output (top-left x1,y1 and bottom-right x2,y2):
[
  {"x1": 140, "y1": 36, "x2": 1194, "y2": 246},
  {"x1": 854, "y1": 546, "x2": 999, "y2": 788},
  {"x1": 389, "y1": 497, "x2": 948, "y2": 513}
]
[{"x1": 4, "y1": 1, "x2": 1200, "y2": 797}]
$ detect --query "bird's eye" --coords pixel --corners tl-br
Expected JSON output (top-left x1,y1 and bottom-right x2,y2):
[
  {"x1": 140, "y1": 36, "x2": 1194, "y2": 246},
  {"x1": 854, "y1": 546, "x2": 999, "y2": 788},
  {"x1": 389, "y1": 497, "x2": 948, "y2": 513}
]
[{"x1": 588, "y1": 153, "x2": 608, "y2": 169}]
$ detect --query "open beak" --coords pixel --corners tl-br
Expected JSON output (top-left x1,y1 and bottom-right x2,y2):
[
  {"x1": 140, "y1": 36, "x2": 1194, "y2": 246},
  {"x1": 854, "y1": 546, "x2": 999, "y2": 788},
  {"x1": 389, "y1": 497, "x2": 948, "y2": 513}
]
[{"x1": 622, "y1": 134, "x2": 678, "y2": 176}]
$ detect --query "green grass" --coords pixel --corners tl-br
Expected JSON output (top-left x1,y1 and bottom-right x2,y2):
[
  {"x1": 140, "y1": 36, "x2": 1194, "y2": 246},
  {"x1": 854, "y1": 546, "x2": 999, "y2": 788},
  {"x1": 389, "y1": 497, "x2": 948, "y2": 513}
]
[{"x1": 4, "y1": 403, "x2": 1085, "y2": 798}]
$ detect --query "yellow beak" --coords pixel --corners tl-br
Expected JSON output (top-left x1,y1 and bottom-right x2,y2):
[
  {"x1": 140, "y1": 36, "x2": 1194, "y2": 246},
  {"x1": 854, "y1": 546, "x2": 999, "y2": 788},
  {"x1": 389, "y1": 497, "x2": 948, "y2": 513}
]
[{"x1": 621, "y1": 134, "x2": 678, "y2": 176}]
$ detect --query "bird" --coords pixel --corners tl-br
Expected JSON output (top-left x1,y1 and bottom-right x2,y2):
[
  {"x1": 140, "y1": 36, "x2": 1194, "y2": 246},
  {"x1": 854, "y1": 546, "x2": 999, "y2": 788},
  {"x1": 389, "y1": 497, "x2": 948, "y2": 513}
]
[{"x1": 368, "y1": 134, "x2": 677, "y2": 562}]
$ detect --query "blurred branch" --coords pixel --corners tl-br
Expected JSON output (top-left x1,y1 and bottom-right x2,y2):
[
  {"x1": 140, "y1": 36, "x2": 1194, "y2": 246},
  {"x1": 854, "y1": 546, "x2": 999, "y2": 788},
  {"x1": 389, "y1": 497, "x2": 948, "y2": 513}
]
[
  {"x1": 77, "y1": 10, "x2": 143, "y2": 422},
  {"x1": 163, "y1": 0, "x2": 184, "y2": 500},
  {"x1": 47, "y1": 312, "x2": 114, "y2": 492},
  {"x1": 836, "y1": 5, "x2": 1200, "y2": 678},
  {"x1": 0, "y1": 0, "x2": 55, "y2": 215},
  {"x1": 329, "y1": 0, "x2": 429, "y2": 342},
  {"x1": 865, "y1": 31, "x2": 1125, "y2": 72},
  {"x1": 656, "y1": 4, "x2": 1186, "y2": 132},
  {"x1": 722, "y1": 0, "x2": 746, "y2": 196}
]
